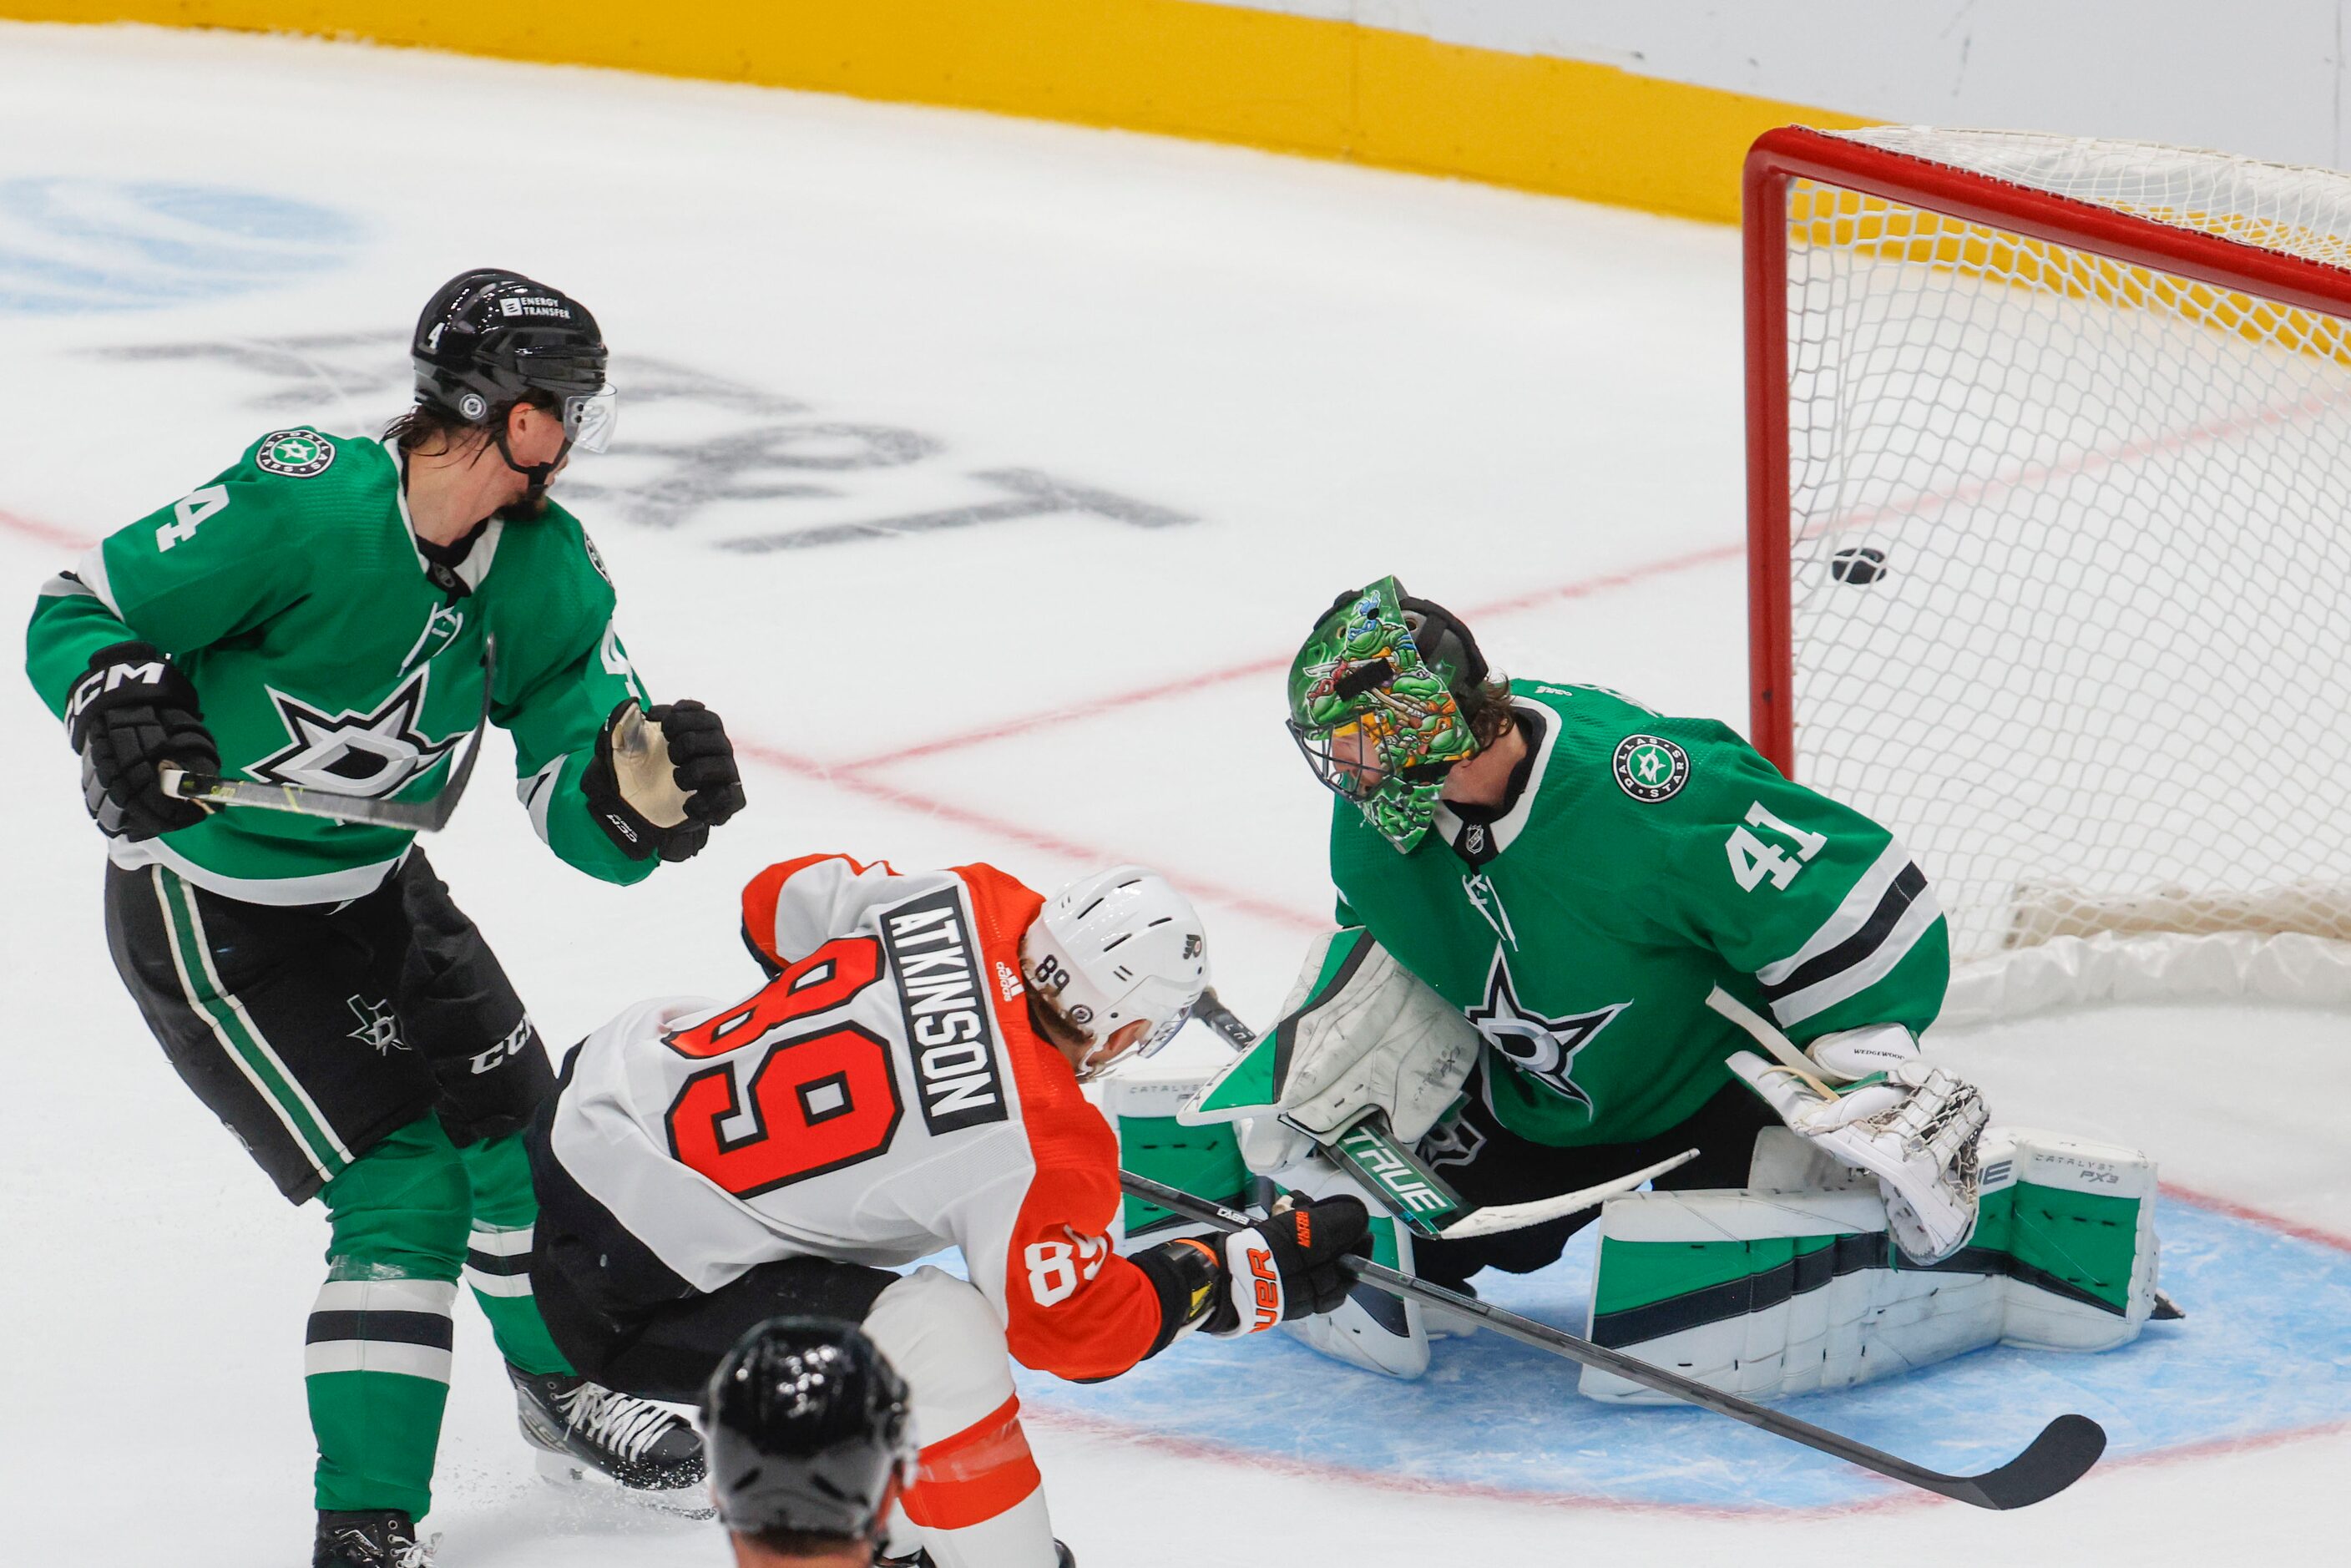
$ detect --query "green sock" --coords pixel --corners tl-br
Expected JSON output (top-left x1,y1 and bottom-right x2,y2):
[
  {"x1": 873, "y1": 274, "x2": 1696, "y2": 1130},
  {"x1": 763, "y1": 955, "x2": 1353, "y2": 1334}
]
[{"x1": 460, "y1": 1130, "x2": 574, "y2": 1378}]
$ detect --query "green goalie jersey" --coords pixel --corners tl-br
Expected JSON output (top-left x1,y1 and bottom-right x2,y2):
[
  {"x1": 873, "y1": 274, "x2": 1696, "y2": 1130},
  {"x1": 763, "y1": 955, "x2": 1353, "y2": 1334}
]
[
  {"x1": 1329, "y1": 680, "x2": 1950, "y2": 1149},
  {"x1": 25, "y1": 427, "x2": 655, "y2": 903}
]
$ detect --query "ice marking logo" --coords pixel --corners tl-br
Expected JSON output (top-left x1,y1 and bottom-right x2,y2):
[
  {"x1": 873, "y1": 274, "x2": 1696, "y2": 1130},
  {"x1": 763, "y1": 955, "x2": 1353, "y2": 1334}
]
[
  {"x1": 1613, "y1": 734, "x2": 1689, "y2": 803},
  {"x1": 1464, "y1": 951, "x2": 1627, "y2": 1115},
  {"x1": 255, "y1": 428, "x2": 335, "y2": 477}
]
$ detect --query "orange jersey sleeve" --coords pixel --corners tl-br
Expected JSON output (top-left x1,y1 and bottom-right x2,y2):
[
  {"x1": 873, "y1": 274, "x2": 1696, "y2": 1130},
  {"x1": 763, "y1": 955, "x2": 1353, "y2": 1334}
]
[{"x1": 952, "y1": 863, "x2": 1171, "y2": 1383}]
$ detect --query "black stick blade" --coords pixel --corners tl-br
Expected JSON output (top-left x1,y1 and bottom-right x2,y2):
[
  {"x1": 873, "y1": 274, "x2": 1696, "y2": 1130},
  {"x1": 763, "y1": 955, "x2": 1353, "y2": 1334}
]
[{"x1": 1951, "y1": 1414, "x2": 2106, "y2": 1510}]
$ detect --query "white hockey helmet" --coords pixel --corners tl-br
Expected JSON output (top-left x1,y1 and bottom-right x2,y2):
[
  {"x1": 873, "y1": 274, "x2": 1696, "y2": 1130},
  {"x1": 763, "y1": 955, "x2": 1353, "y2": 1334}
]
[{"x1": 1021, "y1": 866, "x2": 1208, "y2": 1080}]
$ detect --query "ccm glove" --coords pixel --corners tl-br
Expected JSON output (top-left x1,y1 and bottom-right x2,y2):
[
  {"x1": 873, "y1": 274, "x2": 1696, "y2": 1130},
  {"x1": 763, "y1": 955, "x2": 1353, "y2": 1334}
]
[
  {"x1": 583, "y1": 698, "x2": 747, "y2": 862},
  {"x1": 66, "y1": 641, "x2": 218, "y2": 841},
  {"x1": 1201, "y1": 1193, "x2": 1371, "y2": 1337}
]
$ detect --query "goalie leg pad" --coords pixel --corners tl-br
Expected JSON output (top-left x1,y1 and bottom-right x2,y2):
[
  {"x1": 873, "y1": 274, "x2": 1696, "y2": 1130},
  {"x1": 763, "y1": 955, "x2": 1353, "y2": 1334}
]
[
  {"x1": 1102, "y1": 1068, "x2": 1251, "y2": 1249},
  {"x1": 1271, "y1": 1160, "x2": 1430, "y2": 1380},
  {"x1": 1578, "y1": 1128, "x2": 2161, "y2": 1404}
]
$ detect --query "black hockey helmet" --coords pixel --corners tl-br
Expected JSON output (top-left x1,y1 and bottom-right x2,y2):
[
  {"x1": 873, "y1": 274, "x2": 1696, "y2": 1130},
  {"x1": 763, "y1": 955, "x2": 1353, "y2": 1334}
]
[
  {"x1": 410, "y1": 268, "x2": 615, "y2": 453},
  {"x1": 703, "y1": 1317, "x2": 914, "y2": 1549}
]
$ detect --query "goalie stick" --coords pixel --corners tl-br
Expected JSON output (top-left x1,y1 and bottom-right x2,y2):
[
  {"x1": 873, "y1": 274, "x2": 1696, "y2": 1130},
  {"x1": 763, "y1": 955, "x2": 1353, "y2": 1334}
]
[
  {"x1": 1121, "y1": 1169, "x2": 2107, "y2": 1510},
  {"x1": 158, "y1": 640, "x2": 496, "y2": 833}
]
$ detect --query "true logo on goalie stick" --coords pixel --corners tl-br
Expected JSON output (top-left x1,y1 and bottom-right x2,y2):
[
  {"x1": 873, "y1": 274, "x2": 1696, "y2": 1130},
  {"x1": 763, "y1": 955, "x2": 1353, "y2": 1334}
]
[
  {"x1": 882, "y1": 888, "x2": 1010, "y2": 1136},
  {"x1": 255, "y1": 428, "x2": 335, "y2": 477},
  {"x1": 1613, "y1": 734, "x2": 1689, "y2": 802}
]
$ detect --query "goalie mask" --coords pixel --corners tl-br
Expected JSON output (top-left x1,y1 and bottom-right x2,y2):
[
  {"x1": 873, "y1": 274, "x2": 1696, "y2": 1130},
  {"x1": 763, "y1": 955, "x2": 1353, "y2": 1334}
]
[
  {"x1": 1287, "y1": 576, "x2": 1487, "y2": 852},
  {"x1": 1022, "y1": 866, "x2": 1208, "y2": 1080}
]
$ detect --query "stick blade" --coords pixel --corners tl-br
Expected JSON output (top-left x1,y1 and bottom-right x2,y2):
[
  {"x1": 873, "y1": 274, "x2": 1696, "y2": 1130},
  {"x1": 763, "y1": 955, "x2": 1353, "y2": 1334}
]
[{"x1": 1952, "y1": 1414, "x2": 2106, "y2": 1510}]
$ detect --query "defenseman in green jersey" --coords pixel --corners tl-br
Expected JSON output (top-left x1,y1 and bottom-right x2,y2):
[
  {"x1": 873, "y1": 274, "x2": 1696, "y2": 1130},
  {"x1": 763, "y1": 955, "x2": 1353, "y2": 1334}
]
[
  {"x1": 25, "y1": 271, "x2": 748, "y2": 1565},
  {"x1": 1258, "y1": 577, "x2": 1986, "y2": 1297}
]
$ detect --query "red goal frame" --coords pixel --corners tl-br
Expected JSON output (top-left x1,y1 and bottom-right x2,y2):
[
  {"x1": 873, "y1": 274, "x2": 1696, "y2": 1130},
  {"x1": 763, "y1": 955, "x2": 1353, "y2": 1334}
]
[{"x1": 1742, "y1": 125, "x2": 2351, "y2": 776}]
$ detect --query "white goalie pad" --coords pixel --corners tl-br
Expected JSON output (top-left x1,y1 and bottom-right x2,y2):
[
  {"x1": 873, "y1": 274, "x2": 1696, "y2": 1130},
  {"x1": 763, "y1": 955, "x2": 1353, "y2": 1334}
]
[
  {"x1": 1578, "y1": 1127, "x2": 2161, "y2": 1404},
  {"x1": 1182, "y1": 929, "x2": 1479, "y2": 1170},
  {"x1": 1271, "y1": 1158, "x2": 1431, "y2": 1381},
  {"x1": 1107, "y1": 1067, "x2": 1434, "y2": 1380}
]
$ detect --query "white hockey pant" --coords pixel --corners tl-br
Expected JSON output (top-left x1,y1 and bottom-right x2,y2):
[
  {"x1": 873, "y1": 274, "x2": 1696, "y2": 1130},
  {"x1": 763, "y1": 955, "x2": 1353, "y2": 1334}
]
[{"x1": 862, "y1": 1267, "x2": 1056, "y2": 1567}]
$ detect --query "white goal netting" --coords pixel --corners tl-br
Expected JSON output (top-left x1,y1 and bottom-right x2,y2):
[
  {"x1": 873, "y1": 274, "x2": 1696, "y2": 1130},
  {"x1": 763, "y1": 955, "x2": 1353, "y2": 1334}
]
[{"x1": 1774, "y1": 127, "x2": 2351, "y2": 1012}]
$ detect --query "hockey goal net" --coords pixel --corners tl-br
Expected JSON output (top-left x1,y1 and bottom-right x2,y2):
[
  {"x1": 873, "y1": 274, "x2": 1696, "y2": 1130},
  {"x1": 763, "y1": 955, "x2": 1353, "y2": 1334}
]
[{"x1": 1746, "y1": 125, "x2": 2351, "y2": 1019}]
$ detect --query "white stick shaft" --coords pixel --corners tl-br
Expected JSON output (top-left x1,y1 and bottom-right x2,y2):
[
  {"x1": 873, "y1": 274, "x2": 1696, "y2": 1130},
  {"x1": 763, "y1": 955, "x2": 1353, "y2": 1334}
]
[{"x1": 1437, "y1": 1147, "x2": 1700, "y2": 1240}]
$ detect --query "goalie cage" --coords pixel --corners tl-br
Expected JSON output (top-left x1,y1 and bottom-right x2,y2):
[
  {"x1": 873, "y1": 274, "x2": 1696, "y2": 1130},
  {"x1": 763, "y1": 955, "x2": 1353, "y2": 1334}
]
[{"x1": 1745, "y1": 125, "x2": 2351, "y2": 1024}]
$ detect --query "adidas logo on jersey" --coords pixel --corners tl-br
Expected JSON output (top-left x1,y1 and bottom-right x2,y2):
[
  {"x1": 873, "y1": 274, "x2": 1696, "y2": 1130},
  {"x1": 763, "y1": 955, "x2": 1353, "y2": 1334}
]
[{"x1": 882, "y1": 888, "x2": 1010, "y2": 1136}]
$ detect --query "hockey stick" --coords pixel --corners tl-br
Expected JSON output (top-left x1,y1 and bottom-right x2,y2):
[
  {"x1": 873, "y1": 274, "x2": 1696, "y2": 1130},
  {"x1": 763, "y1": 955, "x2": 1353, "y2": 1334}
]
[
  {"x1": 1183, "y1": 994, "x2": 1689, "y2": 1243},
  {"x1": 1190, "y1": 989, "x2": 1260, "y2": 1052},
  {"x1": 159, "y1": 640, "x2": 496, "y2": 833},
  {"x1": 1122, "y1": 1170, "x2": 2106, "y2": 1510}
]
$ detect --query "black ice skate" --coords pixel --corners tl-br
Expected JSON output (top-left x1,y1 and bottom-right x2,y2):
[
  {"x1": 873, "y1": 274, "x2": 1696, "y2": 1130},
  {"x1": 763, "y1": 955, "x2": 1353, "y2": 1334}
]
[
  {"x1": 313, "y1": 1510, "x2": 432, "y2": 1568},
  {"x1": 508, "y1": 1362, "x2": 707, "y2": 1499}
]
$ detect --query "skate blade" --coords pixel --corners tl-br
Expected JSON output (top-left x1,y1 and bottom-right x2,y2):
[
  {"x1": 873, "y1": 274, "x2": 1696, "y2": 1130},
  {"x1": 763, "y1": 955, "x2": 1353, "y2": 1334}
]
[{"x1": 533, "y1": 1449, "x2": 715, "y2": 1518}]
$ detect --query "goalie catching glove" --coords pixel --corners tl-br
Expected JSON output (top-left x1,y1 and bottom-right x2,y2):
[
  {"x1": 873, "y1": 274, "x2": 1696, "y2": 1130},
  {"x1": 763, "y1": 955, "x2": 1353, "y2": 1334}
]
[
  {"x1": 1730, "y1": 1022, "x2": 1989, "y2": 1265},
  {"x1": 583, "y1": 698, "x2": 746, "y2": 862},
  {"x1": 1142, "y1": 1193, "x2": 1372, "y2": 1338}
]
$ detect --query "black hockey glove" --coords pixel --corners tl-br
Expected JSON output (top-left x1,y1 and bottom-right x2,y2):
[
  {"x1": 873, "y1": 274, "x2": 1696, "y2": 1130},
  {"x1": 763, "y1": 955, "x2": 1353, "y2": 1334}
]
[
  {"x1": 654, "y1": 699, "x2": 746, "y2": 830},
  {"x1": 66, "y1": 641, "x2": 219, "y2": 842},
  {"x1": 583, "y1": 698, "x2": 747, "y2": 863},
  {"x1": 1196, "y1": 1193, "x2": 1372, "y2": 1337}
]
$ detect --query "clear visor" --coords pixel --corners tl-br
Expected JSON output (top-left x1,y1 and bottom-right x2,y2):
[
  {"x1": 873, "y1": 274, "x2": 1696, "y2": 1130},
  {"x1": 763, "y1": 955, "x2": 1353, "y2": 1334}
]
[
  {"x1": 563, "y1": 384, "x2": 618, "y2": 454},
  {"x1": 1073, "y1": 994, "x2": 1200, "y2": 1083}
]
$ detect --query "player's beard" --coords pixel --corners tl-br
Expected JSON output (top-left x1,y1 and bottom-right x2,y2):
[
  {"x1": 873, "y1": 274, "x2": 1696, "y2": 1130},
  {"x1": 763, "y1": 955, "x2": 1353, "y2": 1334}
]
[{"x1": 498, "y1": 486, "x2": 554, "y2": 522}]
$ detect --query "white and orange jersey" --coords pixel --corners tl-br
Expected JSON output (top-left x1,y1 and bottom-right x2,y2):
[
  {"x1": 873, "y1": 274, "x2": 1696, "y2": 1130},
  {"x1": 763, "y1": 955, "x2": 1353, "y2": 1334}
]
[{"x1": 545, "y1": 853, "x2": 1166, "y2": 1382}]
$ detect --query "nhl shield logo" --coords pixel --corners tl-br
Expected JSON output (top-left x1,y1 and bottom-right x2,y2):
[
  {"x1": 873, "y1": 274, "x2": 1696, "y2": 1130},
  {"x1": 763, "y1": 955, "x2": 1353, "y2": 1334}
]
[
  {"x1": 1613, "y1": 733, "x2": 1689, "y2": 803},
  {"x1": 255, "y1": 428, "x2": 336, "y2": 478}
]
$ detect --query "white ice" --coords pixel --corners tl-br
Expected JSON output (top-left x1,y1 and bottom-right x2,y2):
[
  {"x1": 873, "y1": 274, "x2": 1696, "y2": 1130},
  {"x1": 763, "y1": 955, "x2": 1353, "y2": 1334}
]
[{"x1": 0, "y1": 23, "x2": 2343, "y2": 1565}]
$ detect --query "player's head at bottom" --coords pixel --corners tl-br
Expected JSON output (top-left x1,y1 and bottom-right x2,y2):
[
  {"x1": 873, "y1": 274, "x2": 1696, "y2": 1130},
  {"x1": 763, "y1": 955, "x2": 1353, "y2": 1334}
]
[
  {"x1": 1022, "y1": 865, "x2": 1210, "y2": 1083},
  {"x1": 704, "y1": 1317, "x2": 913, "y2": 1566}
]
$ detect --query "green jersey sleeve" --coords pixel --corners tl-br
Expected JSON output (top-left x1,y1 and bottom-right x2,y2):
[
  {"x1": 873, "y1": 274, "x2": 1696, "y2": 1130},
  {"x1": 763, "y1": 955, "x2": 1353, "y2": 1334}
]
[
  {"x1": 484, "y1": 515, "x2": 655, "y2": 887},
  {"x1": 25, "y1": 450, "x2": 309, "y2": 720},
  {"x1": 1656, "y1": 722, "x2": 1949, "y2": 1044}
]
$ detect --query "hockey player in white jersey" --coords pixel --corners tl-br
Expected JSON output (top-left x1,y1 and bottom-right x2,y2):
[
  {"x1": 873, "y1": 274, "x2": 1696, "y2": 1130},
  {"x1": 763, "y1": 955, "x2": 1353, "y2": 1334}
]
[{"x1": 527, "y1": 852, "x2": 1372, "y2": 1566}]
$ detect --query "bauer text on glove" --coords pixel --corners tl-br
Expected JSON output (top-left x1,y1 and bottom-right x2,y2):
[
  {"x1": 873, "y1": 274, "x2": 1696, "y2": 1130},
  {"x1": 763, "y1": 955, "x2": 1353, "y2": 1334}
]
[{"x1": 1199, "y1": 1194, "x2": 1372, "y2": 1336}]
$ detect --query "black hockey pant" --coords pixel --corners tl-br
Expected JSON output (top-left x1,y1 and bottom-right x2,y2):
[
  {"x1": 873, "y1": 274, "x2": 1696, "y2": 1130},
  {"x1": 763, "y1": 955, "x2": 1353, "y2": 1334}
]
[{"x1": 103, "y1": 853, "x2": 569, "y2": 1516}]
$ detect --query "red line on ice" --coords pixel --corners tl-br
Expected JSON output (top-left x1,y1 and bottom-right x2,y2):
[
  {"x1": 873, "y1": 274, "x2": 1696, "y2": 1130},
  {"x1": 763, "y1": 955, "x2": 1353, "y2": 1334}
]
[
  {"x1": 0, "y1": 508, "x2": 91, "y2": 552},
  {"x1": 731, "y1": 738, "x2": 1325, "y2": 934},
  {"x1": 842, "y1": 542, "x2": 1745, "y2": 771},
  {"x1": 2158, "y1": 1181, "x2": 2351, "y2": 1254}
]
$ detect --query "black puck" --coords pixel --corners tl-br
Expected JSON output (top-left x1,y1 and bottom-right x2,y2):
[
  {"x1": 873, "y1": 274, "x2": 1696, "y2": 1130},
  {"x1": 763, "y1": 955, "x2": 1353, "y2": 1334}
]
[{"x1": 1831, "y1": 547, "x2": 1888, "y2": 584}]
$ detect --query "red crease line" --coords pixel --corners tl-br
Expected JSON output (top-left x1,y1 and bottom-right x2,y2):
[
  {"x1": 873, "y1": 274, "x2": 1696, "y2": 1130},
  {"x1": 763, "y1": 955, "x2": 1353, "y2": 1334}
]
[{"x1": 2159, "y1": 1180, "x2": 2351, "y2": 1255}]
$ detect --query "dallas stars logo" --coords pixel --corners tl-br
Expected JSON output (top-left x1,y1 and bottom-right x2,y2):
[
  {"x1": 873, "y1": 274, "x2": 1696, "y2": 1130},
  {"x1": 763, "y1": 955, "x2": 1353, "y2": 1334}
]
[
  {"x1": 346, "y1": 995, "x2": 406, "y2": 1055},
  {"x1": 1613, "y1": 733, "x2": 1690, "y2": 803},
  {"x1": 255, "y1": 427, "x2": 336, "y2": 478},
  {"x1": 248, "y1": 667, "x2": 465, "y2": 800},
  {"x1": 1464, "y1": 951, "x2": 1628, "y2": 1114}
]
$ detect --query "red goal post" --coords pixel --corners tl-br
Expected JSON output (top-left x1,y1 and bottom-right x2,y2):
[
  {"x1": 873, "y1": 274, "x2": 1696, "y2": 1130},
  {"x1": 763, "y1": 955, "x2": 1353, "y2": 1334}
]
[{"x1": 1742, "y1": 125, "x2": 2351, "y2": 1016}]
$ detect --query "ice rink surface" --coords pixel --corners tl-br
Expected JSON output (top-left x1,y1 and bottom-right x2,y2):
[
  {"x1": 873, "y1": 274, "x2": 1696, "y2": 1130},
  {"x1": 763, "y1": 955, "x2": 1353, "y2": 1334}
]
[{"x1": 3, "y1": 23, "x2": 2345, "y2": 1566}]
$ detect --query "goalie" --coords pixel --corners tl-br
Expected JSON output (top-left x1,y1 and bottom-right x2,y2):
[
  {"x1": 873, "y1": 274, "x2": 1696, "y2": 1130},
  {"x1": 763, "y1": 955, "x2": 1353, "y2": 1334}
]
[{"x1": 1146, "y1": 576, "x2": 2166, "y2": 1395}]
